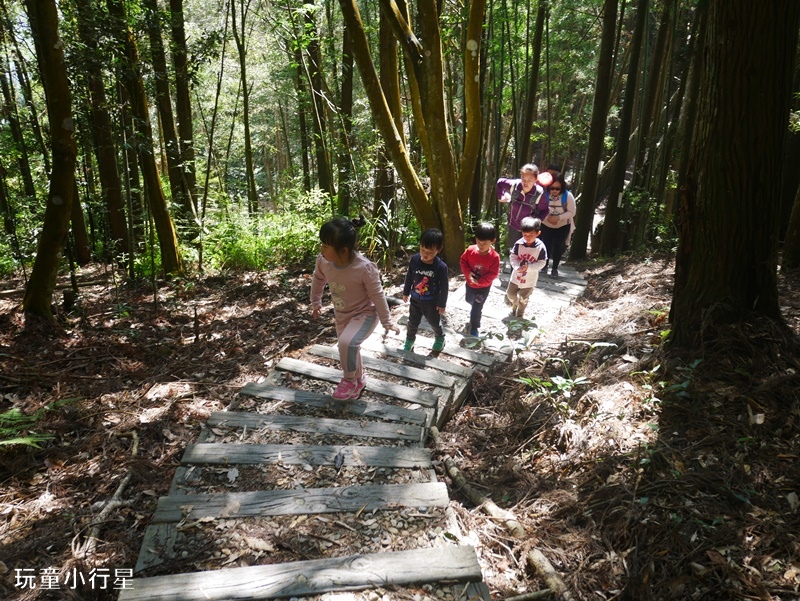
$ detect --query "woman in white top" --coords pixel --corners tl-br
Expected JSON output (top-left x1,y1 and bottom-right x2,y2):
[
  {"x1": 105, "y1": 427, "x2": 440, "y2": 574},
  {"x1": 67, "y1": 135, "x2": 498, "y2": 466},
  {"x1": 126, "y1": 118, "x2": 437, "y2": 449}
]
[{"x1": 539, "y1": 174, "x2": 576, "y2": 278}]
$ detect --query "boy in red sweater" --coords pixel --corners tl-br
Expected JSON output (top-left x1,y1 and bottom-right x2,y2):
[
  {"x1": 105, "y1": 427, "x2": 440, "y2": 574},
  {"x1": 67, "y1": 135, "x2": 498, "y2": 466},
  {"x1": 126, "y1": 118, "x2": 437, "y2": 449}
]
[{"x1": 459, "y1": 222, "x2": 500, "y2": 337}]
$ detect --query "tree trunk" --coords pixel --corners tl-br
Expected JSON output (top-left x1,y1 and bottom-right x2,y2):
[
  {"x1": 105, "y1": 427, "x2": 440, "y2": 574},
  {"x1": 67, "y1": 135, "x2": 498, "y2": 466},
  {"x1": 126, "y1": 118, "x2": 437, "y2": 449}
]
[
  {"x1": 108, "y1": 0, "x2": 182, "y2": 275},
  {"x1": 338, "y1": 0, "x2": 437, "y2": 227},
  {"x1": 570, "y1": 0, "x2": 618, "y2": 261},
  {"x1": 631, "y1": 0, "x2": 672, "y2": 191},
  {"x1": 169, "y1": 0, "x2": 197, "y2": 207},
  {"x1": 71, "y1": 181, "x2": 92, "y2": 265},
  {"x1": 517, "y1": 2, "x2": 545, "y2": 166},
  {"x1": 21, "y1": 0, "x2": 77, "y2": 322},
  {"x1": 337, "y1": 23, "x2": 354, "y2": 215},
  {"x1": 143, "y1": 0, "x2": 193, "y2": 228},
  {"x1": 599, "y1": 0, "x2": 648, "y2": 255},
  {"x1": 669, "y1": 0, "x2": 800, "y2": 347},
  {"x1": 231, "y1": 0, "x2": 259, "y2": 213},
  {"x1": 74, "y1": 0, "x2": 129, "y2": 264},
  {"x1": 373, "y1": 6, "x2": 401, "y2": 251},
  {"x1": 0, "y1": 50, "x2": 36, "y2": 202},
  {"x1": 304, "y1": 0, "x2": 335, "y2": 198}
]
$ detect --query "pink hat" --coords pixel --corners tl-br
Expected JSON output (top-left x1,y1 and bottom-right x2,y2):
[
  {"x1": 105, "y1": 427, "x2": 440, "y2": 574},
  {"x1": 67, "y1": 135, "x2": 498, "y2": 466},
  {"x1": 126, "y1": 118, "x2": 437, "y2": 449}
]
[{"x1": 537, "y1": 172, "x2": 553, "y2": 187}]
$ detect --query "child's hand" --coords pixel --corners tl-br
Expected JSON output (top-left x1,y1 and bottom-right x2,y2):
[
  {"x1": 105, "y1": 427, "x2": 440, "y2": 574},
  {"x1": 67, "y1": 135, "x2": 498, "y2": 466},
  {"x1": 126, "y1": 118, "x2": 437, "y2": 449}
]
[
  {"x1": 437, "y1": 306, "x2": 446, "y2": 315},
  {"x1": 518, "y1": 264, "x2": 528, "y2": 274},
  {"x1": 402, "y1": 295, "x2": 409, "y2": 303},
  {"x1": 500, "y1": 192, "x2": 511, "y2": 203},
  {"x1": 384, "y1": 324, "x2": 400, "y2": 335},
  {"x1": 311, "y1": 307, "x2": 320, "y2": 319}
]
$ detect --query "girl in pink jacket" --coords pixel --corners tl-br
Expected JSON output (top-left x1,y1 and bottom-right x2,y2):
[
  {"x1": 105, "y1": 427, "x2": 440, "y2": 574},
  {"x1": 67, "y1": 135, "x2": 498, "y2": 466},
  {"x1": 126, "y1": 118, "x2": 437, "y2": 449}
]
[{"x1": 310, "y1": 217, "x2": 399, "y2": 400}]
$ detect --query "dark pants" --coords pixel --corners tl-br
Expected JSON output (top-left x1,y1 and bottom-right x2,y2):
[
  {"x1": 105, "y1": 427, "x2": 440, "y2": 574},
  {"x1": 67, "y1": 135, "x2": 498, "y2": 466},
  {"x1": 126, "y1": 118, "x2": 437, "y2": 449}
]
[
  {"x1": 407, "y1": 298, "x2": 443, "y2": 340},
  {"x1": 465, "y1": 285, "x2": 491, "y2": 332},
  {"x1": 540, "y1": 223, "x2": 570, "y2": 270}
]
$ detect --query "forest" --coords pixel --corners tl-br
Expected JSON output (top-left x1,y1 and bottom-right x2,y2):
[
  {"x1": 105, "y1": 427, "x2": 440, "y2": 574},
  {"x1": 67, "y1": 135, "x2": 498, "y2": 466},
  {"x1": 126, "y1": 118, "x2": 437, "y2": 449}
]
[{"x1": 2, "y1": 0, "x2": 800, "y2": 599}]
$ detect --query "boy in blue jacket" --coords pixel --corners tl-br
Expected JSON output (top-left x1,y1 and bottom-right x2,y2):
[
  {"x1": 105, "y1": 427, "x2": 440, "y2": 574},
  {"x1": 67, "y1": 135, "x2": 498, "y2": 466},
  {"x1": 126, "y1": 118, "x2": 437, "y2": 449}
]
[{"x1": 402, "y1": 228, "x2": 449, "y2": 353}]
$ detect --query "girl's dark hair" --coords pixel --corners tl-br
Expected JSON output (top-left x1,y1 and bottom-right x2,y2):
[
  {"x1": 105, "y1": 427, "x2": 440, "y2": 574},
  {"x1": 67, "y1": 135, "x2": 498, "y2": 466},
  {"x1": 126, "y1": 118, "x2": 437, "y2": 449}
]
[{"x1": 319, "y1": 216, "x2": 365, "y2": 254}]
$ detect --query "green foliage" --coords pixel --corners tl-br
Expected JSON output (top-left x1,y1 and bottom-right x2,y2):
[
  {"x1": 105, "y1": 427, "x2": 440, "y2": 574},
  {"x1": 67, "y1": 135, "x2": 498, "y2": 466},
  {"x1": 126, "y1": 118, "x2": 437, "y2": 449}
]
[
  {"x1": 0, "y1": 398, "x2": 78, "y2": 449},
  {"x1": 203, "y1": 193, "x2": 328, "y2": 271},
  {"x1": 0, "y1": 235, "x2": 17, "y2": 278}
]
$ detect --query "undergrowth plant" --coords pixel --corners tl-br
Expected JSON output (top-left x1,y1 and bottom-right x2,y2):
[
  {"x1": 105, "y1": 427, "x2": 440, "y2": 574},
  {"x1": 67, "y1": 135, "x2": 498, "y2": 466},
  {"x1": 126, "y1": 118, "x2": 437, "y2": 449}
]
[{"x1": 0, "y1": 398, "x2": 78, "y2": 449}]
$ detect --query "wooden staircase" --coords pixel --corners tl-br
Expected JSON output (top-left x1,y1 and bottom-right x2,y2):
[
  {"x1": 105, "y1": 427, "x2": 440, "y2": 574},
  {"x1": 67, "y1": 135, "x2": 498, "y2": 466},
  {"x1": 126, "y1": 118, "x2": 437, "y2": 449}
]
[{"x1": 121, "y1": 327, "x2": 510, "y2": 600}]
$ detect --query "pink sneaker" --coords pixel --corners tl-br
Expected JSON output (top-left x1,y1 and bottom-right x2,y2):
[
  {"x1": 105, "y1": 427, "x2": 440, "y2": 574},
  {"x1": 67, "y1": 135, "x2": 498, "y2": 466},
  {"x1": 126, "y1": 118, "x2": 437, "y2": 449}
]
[
  {"x1": 350, "y1": 375, "x2": 367, "y2": 399},
  {"x1": 332, "y1": 378, "x2": 357, "y2": 400}
]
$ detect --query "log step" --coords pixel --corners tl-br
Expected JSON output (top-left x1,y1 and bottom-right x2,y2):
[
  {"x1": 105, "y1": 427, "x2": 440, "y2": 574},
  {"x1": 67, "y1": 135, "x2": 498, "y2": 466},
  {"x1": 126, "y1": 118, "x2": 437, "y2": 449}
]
[
  {"x1": 152, "y1": 481, "x2": 450, "y2": 522},
  {"x1": 275, "y1": 357, "x2": 440, "y2": 407},
  {"x1": 121, "y1": 545, "x2": 483, "y2": 601},
  {"x1": 181, "y1": 443, "x2": 433, "y2": 468},
  {"x1": 240, "y1": 382, "x2": 429, "y2": 426}
]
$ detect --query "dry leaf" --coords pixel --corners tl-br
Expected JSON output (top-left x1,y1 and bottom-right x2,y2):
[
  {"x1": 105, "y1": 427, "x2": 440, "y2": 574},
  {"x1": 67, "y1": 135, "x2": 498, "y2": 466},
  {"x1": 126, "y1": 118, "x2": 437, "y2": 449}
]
[{"x1": 245, "y1": 537, "x2": 275, "y2": 552}]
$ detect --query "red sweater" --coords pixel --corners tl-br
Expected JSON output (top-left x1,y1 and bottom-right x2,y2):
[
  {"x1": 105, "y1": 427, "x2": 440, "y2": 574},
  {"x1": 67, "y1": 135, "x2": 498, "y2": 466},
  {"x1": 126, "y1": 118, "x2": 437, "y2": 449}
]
[{"x1": 460, "y1": 245, "x2": 500, "y2": 289}]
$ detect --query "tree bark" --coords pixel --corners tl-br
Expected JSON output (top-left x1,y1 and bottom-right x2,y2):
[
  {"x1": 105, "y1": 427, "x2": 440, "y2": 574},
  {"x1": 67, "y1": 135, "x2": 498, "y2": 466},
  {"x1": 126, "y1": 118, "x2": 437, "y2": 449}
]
[
  {"x1": 570, "y1": 0, "x2": 617, "y2": 261},
  {"x1": 71, "y1": 181, "x2": 92, "y2": 265},
  {"x1": 669, "y1": 0, "x2": 800, "y2": 347},
  {"x1": 21, "y1": 0, "x2": 77, "y2": 322}
]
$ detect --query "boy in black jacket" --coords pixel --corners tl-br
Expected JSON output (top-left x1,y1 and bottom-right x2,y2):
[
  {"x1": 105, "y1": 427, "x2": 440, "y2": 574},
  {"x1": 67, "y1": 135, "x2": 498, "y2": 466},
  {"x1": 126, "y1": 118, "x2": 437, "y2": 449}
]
[{"x1": 402, "y1": 229, "x2": 449, "y2": 353}]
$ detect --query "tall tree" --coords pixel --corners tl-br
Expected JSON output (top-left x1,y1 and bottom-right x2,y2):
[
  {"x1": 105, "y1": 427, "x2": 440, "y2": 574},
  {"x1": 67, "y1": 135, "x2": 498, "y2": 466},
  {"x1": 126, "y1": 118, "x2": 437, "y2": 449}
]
[
  {"x1": 303, "y1": 0, "x2": 334, "y2": 198},
  {"x1": 230, "y1": 0, "x2": 259, "y2": 213},
  {"x1": 143, "y1": 0, "x2": 194, "y2": 227},
  {"x1": 570, "y1": 0, "x2": 618, "y2": 261},
  {"x1": 669, "y1": 0, "x2": 800, "y2": 347},
  {"x1": 336, "y1": 22, "x2": 354, "y2": 215},
  {"x1": 21, "y1": 0, "x2": 77, "y2": 321},
  {"x1": 599, "y1": 0, "x2": 649, "y2": 255},
  {"x1": 74, "y1": 0, "x2": 129, "y2": 264},
  {"x1": 168, "y1": 0, "x2": 197, "y2": 207},
  {"x1": 339, "y1": 0, "x2": 486, "y2": 262},
  {"x1": 517, "y1": 1, "x2": 545, "y2": 166},
  {"x1": 0, "y1": 3, "x2": 36, "y2": 202},
  {"x1": 107, "y1": 0, "x2": 182, "y2": 274}
]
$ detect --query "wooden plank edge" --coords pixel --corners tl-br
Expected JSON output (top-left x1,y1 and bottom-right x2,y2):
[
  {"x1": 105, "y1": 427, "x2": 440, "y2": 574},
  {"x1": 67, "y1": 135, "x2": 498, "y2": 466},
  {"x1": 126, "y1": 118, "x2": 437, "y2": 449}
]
[{"x1": 119, "y1": 545, "x2": 483, "y2": 601}]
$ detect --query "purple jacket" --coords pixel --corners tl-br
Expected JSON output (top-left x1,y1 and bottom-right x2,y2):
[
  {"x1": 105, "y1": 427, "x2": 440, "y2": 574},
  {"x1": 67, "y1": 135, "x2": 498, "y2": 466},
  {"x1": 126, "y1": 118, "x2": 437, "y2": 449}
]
[{"x1": 496, "y1": 178, "x2": 548, "y2": 230}]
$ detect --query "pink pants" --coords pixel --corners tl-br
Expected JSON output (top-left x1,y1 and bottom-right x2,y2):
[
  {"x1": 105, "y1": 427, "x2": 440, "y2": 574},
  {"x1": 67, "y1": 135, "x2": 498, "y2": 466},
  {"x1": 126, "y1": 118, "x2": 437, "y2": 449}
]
[{"x1": 336, "y1": 313, "x2": 378, "y2": 380}]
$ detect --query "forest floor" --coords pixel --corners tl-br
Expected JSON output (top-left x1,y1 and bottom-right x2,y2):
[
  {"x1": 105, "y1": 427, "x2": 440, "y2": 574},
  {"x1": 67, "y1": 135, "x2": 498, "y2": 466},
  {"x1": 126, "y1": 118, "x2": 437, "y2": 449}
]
[{"x1": 1, "y1": 253, "x2": 800, "y2": 601}]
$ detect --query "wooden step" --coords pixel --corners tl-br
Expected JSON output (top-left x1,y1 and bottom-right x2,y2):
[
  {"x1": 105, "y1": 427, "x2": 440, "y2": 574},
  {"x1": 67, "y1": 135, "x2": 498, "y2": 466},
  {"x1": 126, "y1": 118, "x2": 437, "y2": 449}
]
[
  {"x1": 307, "y1": 343, "x2": 458, "y2": 389},
  {"x1": 240, "y1": 382, "x2": 429, "y2": 426},
  {"x1": 182, "y1": 443, "x2": 433, "y2": 468},
  {"x1": 360, "y1": 339, "x2": 475, "y2": 378},
  {"x1": 276, "y1": 357, "x2": 440, "y2": 407},
  {"x1": 121, "y1": 545, "x2": 483, "y2": 601},
  {"x1": 385, "y1": 325, "x2": 497, "y2": 367},
  {"x1": 206, "y1": 412, "x2": 424, "y2": 443},
  {"x1": 152, "y1": 481, "x2": 450, "y2": 522}
]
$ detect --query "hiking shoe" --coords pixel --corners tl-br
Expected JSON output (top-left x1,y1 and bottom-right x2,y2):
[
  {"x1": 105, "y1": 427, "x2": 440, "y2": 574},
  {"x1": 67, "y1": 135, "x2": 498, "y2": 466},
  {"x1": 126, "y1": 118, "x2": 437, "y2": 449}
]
[
  {"x1": 403, "y1": 339, "x2": 415, "y2": 352},
  {"x1": 551, "y1": 268, "x2": 559, "y2": 278},
  {"x1": 469, "y1": 328, "x2": 479, "y2": 337},
  {"x1": 350, "y1": 375, "x2": 367, "y2": 399},
  {"x1": 332, "y1": 378, "x2": 357, "y2": 400},
  {"x1": 432, "y1": 336, "x2": 445, "y2": 352}
]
